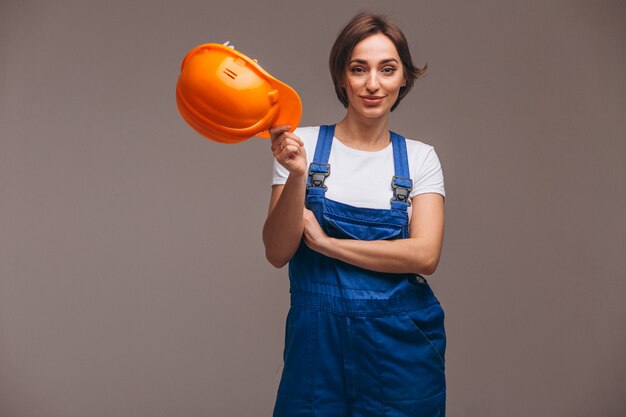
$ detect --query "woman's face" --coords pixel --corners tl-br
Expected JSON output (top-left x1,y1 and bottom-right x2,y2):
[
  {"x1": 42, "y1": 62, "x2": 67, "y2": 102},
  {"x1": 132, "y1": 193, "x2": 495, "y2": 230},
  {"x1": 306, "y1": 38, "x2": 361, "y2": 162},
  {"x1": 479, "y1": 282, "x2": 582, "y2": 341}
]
[{"x1": 343, "y1": 33, "x2": 405, "y2": 120}]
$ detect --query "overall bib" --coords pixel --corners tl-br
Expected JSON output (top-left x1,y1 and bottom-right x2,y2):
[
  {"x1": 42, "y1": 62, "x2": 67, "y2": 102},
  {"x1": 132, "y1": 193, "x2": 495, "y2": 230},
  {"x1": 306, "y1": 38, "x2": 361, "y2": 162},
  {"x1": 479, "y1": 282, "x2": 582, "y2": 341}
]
[{"x1": 273, "y1": 126, "x2": 446, "y2": 417}]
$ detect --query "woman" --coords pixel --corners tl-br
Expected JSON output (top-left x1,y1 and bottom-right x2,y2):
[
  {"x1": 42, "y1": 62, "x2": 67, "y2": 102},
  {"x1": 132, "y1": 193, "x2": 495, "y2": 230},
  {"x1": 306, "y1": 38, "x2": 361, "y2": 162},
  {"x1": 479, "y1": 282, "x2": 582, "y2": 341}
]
[{"x1": 263, "y1": 12, "x2": 446, "y2": 417}]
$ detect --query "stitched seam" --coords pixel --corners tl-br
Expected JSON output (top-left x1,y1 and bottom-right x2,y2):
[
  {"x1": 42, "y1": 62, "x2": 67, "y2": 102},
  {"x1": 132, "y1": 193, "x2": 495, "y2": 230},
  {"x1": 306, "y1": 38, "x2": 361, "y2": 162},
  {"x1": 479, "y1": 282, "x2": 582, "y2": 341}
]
[
  {"x1": 401, "y1": 312, "x2": 446, "y2": 368},
  {"x1": 323, "y1": 212, "x2": 406, "y2": 229},
  {"x1": 382, "y1": 389, "x2": 446, "y2": 404}
]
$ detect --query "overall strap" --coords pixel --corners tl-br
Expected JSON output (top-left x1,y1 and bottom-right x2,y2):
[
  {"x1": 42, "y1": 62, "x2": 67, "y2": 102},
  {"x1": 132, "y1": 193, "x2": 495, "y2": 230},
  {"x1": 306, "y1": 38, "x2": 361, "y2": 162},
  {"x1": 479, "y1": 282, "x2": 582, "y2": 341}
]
[
  {"x1": 307, "y1": 125, "x2": 334, "y2": 192},
  {"x1": 390, "y1": 131, "x2": 413, "y2": 210}
]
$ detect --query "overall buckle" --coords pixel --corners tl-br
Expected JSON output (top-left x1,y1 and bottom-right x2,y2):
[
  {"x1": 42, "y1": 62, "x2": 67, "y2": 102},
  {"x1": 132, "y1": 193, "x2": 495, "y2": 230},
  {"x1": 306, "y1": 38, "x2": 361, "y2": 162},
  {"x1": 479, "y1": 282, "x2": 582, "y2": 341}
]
[
  {"x1": 391, "y1": 175, "x2": 413, "y2": 206},
  {"x1": 308, "y1": 163, "x2": 331, "y2": 189}
]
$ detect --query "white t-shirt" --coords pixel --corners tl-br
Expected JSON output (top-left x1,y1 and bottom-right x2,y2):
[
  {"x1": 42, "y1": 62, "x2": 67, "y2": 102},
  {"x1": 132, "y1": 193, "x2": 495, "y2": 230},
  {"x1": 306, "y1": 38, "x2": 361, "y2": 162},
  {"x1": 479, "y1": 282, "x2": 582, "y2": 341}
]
[{"x1": 272, "y1": 126, "x2": 445, "y2": 217}]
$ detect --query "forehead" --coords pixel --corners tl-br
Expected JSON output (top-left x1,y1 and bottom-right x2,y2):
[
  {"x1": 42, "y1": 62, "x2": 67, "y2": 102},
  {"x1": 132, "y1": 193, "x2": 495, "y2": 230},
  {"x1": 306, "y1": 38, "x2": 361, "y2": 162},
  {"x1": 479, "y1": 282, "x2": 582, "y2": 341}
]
[{"x1": 350, "y1": 33, "x2": 400, "y2": 61}]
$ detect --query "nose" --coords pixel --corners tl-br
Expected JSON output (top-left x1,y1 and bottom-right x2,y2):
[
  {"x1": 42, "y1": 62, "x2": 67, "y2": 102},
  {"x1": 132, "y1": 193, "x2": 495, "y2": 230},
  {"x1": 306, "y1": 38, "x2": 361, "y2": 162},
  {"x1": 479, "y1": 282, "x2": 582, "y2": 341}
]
[{"x1": 365, "y1": 72, "x2": 380, "y2": 92}]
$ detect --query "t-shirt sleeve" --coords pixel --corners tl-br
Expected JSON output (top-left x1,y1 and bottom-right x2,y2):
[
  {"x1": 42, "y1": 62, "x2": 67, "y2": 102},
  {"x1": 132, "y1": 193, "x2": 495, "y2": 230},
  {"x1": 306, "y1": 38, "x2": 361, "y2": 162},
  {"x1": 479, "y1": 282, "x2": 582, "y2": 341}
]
[
  {"x1": 410, "y1": 147, "x2": 445, "y2": 198},
  {"x1": 271, "y1": 157, "x2": 289, "y2": 186}
]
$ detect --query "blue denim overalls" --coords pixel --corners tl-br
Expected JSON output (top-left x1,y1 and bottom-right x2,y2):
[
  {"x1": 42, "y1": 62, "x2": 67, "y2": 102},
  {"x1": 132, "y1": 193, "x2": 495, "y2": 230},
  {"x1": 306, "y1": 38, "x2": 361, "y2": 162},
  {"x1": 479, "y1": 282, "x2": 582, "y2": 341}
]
[{"x1": 273, "y1": 125, "x2": 446, "y2": 417}]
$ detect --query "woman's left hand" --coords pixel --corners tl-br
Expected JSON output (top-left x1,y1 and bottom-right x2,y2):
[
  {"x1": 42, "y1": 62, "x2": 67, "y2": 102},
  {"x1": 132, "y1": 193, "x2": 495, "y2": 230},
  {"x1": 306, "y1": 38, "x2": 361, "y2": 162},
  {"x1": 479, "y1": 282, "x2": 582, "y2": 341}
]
[{"x1": 302, "y1": 209, "x2": 332, "y2": 254}]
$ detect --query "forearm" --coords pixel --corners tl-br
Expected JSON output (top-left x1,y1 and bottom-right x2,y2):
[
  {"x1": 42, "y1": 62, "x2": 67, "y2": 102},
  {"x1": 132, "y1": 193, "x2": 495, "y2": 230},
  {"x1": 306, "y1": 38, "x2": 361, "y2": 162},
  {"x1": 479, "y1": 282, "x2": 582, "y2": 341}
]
[
  {"x1": 314, "y1": 237, "x2": 441, "y2": 275},
  {"x1": 262, "y1": 173, "x2": 307, "y2": 267}
]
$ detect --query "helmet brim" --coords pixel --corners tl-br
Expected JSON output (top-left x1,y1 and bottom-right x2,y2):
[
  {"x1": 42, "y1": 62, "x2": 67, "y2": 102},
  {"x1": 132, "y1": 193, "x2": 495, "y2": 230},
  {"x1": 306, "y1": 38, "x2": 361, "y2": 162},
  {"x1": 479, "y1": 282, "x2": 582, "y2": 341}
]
[{"x1": 254, "y1": 77, "x2": 302, "y2": 139}]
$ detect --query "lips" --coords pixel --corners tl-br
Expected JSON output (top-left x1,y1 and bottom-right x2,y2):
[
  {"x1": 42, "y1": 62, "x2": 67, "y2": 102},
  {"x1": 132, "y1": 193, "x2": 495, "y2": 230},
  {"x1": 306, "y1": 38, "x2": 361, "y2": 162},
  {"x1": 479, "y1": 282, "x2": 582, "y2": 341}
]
[{"x1": 360, "y1": 95, "x2": 385, "y2": 105}]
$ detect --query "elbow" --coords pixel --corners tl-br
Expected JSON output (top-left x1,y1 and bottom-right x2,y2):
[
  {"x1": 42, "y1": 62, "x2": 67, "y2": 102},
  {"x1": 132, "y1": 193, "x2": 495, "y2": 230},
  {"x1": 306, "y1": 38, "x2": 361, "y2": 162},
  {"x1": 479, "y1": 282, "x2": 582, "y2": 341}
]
[
  {"x1": 263, "y1": 242, "x2": 290, "y2": 269},
  {"x1": 415, "y1": 252, "x2": 441, "y2": 276},
  {"x1": 266, "y1": 251, "x2": 289, "y2": 269},
  {"x1": 263, "y1": 230, "x2": 287, "y2": 269},
  {"x1": 420, "y1": 262, "x2": 438, "y2": 276}
]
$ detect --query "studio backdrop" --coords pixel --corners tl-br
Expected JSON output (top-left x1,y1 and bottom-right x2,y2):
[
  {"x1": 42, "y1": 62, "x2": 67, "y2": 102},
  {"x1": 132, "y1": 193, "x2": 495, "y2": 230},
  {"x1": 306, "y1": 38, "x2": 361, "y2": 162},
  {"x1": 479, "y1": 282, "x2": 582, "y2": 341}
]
[{"x1": 1, "y1": 1, "x2": 625, "y2": 416}]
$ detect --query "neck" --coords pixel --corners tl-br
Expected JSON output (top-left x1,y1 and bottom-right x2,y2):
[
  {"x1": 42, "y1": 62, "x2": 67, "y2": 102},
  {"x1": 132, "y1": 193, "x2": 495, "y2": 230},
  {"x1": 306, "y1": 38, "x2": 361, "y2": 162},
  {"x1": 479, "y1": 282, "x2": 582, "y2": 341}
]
[{"x1": 334, "y1": 111, "x2": 390, "y2": 151}]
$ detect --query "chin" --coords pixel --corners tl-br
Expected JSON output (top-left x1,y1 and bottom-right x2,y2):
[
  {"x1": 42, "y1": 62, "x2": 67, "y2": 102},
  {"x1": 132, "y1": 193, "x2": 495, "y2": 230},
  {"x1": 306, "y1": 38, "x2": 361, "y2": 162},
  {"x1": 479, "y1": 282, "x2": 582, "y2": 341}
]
[
  {"x1": 348, "y1": 103, "x2": 388, "y2": 119},
  {"x1": 355, "y1": 107, "x2": 390, "y2": 120}
]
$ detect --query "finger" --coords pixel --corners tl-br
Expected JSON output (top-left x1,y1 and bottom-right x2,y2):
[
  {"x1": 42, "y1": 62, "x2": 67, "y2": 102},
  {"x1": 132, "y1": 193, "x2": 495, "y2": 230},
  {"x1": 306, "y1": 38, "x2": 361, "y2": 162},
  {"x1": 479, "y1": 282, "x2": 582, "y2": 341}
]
[
  {"x1": 290, "y1": 135, "x2": 304, "y2": 147},
  {"x1": 271, "y1": 132, "x2": 295, "y2": 152},
  {"x1": 272, "y1": 131, "x2": 303, "y2": 148},
  {"x1": 272, "y1": 138, "x2": 295, "y2": 155},
  {"x1": 269, "y1": 125, "x2": 291, "y2": 141},
  {"x1": 281, "y1": 138, "x2": 303, "y2": 152},
  {"x1": 283, "y1": 145, "x2": 302, "y2": 159},
  {"x1": 273, "y1": 147, "x2": 301, "y2": 165},
  {"x1": 274, "y1": 140, "x2": 300, "y2": 156},
  {"x1": 269, "y1": 125, "x2": 291, "y2": 135},
  {"x1": 276, "y1": 135, "x2": 303, "y2": 152}
]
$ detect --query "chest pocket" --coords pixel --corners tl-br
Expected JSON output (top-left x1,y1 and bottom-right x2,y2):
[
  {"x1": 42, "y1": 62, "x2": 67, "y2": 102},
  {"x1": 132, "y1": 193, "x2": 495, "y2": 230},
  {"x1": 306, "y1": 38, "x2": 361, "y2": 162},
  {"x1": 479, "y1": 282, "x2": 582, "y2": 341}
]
[{"x1": 323, "y1": 215, "x2": 405, "y2": 241}]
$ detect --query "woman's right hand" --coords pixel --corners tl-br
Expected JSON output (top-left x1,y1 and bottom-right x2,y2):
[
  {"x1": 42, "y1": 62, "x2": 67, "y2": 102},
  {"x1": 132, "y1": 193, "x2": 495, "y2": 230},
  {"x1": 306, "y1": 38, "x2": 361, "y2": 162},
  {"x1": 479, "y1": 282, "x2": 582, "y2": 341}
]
[
  {"x1": 264, "y1": 125, "x2": 307, "y2": 268},
  {"x1": 270, "y1": 125, "x2": 307, "y2": 177}
]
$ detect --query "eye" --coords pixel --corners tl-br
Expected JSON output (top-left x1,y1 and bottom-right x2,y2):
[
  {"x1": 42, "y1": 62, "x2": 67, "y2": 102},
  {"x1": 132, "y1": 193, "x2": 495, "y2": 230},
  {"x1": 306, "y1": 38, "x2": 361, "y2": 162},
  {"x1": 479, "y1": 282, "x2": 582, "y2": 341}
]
[
  {"x1": 350, "y1": 66, "x2": 366, "y2": 74},
  {"x1": 381, "y1": 66, "x2": 397, "y2": 74}
]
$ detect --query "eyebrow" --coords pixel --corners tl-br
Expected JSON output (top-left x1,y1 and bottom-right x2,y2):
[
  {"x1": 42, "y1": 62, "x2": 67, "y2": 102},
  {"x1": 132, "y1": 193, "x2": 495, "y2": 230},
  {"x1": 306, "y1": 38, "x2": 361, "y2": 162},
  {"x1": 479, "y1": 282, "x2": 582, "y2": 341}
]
[{"x1": 349, "y1": 58, "x2": 399, "y2": 65}]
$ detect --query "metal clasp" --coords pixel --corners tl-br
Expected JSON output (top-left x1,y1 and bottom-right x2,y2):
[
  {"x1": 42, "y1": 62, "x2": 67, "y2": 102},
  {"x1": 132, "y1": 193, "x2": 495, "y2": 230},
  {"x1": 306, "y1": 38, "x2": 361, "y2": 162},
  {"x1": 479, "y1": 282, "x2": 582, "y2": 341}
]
[
  {"x1": 391, "y1": 175, "x2": 413, "y2": 206},
  {"x1": 307, "y1": 163, "x2": 331, "y2": 189}
]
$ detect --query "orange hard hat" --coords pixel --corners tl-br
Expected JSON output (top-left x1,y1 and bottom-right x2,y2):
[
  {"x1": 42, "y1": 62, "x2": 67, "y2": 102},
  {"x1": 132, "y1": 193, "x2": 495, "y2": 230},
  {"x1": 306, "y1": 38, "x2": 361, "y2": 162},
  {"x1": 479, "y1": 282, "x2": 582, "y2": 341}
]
[{"x1": 176, "y1": 42, "x2": 302, "y2": 144}]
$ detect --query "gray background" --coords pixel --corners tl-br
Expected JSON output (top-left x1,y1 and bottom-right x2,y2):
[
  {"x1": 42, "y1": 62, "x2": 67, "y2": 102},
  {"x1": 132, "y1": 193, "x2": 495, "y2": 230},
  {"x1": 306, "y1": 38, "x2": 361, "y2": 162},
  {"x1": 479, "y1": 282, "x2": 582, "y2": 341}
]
[{"x1": 1, "y1": 0, "x2": 625, "y2": 416}]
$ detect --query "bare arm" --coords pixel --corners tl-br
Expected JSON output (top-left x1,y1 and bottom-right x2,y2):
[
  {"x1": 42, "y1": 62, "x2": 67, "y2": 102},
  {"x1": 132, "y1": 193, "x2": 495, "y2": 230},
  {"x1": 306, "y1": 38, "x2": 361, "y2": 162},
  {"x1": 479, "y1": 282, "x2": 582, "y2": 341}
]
[
  {"x1": 262, "y1": 126, "x2": 308, "y2": 268},
  {"x1": 302, "y1": 193, "x2": 445, "y2": 275}
]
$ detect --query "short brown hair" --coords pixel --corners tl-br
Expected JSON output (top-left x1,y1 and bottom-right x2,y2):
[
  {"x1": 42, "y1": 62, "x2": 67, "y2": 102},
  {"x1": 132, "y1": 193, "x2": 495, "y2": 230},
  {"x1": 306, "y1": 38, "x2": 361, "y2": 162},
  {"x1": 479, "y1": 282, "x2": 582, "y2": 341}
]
[{"x1": 329, "y1": 12, "x2": 426, "y2": 111}]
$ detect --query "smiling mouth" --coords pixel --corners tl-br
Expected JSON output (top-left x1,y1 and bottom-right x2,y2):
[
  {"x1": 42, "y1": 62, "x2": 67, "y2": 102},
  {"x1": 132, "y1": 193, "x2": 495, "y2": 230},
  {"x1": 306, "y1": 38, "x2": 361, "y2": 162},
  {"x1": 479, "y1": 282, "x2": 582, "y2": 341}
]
[{"x1": 360, "y1": 95, "x2": 385, "y2": 104}]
